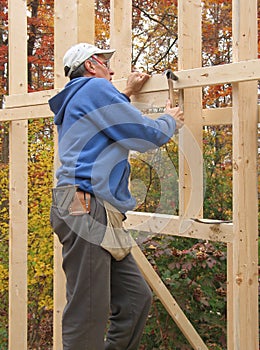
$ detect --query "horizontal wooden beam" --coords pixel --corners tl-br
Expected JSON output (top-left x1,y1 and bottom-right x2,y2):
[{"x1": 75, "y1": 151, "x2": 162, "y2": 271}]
[
  {"x1": 120, "y1": 59, "x2": 260, "y2": 91},
  {"x1": 114, "y1": 59, "x2": 260, "y2": 91},
  {"x1": 1, "y1": 98, "x2": 260, "y2": 125},
  {"x1": 147, "y1": 106, "x2": 237, "y2": 125},
  {"x1": 202, "y1": 107, "x2": 233, "y2": 125},
  {"x1": 173, "y1": 59, "x2": 260, "y2": 89},
  {"x1": 125, "y1": 211, "x2": 233, "y2": 243},
  {"x1": 0, "y1": 104, "x2": 54, "y2": 121},
  {"x1": 4, "y1": 89, "x2": 59, "y2": 108},
  {"x1": 1, "y1": 67, "x2": 259, "y2": 124},
  {"x1": 4, "y1": 58, "x2": 260, "y2": 109}
]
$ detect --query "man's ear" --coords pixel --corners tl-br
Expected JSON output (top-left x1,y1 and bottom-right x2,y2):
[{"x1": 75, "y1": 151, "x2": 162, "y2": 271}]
[{"x1": 84, "y1": 60, "x2": 96, "y2": 75}]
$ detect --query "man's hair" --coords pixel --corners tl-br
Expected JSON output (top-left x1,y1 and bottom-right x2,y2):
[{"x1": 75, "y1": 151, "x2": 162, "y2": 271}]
[{"x1": 64, "y1": 61, "x2": 87, "y2": 80}]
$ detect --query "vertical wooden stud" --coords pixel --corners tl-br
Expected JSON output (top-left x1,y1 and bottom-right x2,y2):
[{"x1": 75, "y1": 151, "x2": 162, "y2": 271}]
[
  {"x1": 53, "y1": 1, "x2": 76, "y2": 347},
  {"x1": 178, "y1": 0, "x2": 203, "y2": 226},
  {"x1": 78, "y1": 0, "x2": 95, "y2": 43},
  {"x1": 110, "y1": 0, "x2": 132, "y2": 79},
  {"x1": 53, "y1": 1, "x2": 95, "y2": 348},
  {"x1": 53, "y1": 1, "x2": 77, "y2": 347},
  {"x1": 53, "y1": 0, "x2": 77, "y2": 89},
  {"x1": 8, "y1": 0, "x2": 28, "y2": 349},
  {"x1": 228, "y1": 1, "x2": 259, "y2": 349}
]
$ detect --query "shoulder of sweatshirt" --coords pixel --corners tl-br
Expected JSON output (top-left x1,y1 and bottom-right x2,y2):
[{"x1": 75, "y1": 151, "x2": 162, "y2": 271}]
[{"x1": 84, "y1": 77, "x2": 130, "y2": 103}]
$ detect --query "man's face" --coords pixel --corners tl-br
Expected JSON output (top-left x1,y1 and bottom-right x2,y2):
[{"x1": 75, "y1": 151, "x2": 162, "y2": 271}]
[{"x1": 90, "y1": 54, "x2": 115, "y2": 81}]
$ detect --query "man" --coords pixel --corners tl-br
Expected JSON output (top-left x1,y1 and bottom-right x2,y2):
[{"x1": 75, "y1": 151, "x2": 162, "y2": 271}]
[{"x1": 49, "y1": 42, "x2": 184, "y2": 350}]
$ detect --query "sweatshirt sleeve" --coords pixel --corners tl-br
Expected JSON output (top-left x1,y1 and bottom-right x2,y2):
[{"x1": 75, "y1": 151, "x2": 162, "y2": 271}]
[{"x1": 86, "y1": 79, "x2": 176, "y2": 152}]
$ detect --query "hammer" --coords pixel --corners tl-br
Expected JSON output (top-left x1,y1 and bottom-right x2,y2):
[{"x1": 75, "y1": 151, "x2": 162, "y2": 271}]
[{"x1": 165, "y1": 69, "x2": 180, "y2": 107}]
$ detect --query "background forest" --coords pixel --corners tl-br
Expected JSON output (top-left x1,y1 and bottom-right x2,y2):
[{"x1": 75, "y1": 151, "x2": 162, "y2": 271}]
[{"x1": 0, "y1": 0, "x2": 259, "y2": 349}]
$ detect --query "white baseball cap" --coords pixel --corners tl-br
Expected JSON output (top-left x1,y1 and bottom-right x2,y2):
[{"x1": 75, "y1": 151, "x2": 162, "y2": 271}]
[{"x1": 63, "y1": 43, "x2": 115, "y2": 77}]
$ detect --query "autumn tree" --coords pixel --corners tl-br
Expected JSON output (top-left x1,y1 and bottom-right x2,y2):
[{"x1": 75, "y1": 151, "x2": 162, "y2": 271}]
[
  {"x1": 132, "y1": 0, "x2": 178, "y2": 72},
  {"x1": 27, "y1": 0, "x2": 54, "y2": 91},
  {"x1": 201, "y1": 0, "x2": 233, "y2": 223}
]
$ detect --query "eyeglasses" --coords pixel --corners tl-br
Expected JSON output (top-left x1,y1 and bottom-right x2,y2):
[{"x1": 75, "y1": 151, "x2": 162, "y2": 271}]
[{"x1": 91, "y1": 55, "x2": 110, "y2": 69}]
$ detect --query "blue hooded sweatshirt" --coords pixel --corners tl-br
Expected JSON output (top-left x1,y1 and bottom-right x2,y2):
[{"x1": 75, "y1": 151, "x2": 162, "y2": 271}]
[{"x1": 48, "y1": 77, "x2": 176, "y2": 213}]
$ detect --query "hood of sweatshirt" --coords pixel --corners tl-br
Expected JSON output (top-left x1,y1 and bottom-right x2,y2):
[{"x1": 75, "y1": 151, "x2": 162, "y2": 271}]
[{"x1": 49, "y1": 77, "x2": 92, "y2": 126}]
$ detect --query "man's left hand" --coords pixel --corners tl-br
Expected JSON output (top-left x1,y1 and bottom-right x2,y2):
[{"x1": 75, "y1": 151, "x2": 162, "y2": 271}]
[{"x1": 123, "y1": 72, "x2": 150, "y2": 97}]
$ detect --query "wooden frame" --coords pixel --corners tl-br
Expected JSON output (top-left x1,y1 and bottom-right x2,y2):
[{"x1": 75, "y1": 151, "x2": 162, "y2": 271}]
[{"x1": 2, "y1": 0, "x2": 259, "y2": 349}]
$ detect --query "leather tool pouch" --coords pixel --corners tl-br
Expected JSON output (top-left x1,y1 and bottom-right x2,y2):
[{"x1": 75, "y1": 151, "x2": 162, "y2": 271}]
[{"x1": 69, "y1": 191, "x2": 91, "y2": 216}]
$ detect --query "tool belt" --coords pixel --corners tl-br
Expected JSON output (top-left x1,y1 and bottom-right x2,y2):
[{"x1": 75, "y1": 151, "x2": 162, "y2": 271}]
[{"x1": 52, "y1": 185, "x2": 135, "y2": 260}]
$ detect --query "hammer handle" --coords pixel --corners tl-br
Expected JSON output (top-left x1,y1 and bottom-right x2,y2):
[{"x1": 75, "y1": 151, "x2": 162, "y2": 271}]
[{"x1": 167, "y1": 79, "x2": 177, "y2": 107}]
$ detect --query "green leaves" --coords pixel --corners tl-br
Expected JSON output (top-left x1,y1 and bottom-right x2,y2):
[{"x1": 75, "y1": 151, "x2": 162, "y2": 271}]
[
  {"x1": 139, "y1": 235, "x2": 227, "y2": 349},
  {"x1": 27, "y1": 119, "x2": 54, "y2": 347}
]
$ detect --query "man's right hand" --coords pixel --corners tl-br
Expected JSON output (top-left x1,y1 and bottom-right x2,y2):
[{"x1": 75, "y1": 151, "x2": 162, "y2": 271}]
[{"x1": 165, "y1": 100, "x2": 184, "y2": 130}]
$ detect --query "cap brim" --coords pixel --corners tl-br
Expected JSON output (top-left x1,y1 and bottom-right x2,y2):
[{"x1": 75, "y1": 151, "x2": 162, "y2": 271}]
[{"x1": 94, "y1": 48, "x2": 115, "y2": 60}]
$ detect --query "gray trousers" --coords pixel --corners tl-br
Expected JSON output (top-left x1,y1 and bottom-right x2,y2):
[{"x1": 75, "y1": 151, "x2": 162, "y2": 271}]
[{"x1": 50, "y1": 187, "x2": 152, "y2": 350}]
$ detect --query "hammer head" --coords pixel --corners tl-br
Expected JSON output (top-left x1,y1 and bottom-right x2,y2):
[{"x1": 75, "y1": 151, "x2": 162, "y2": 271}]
[{"x1": 165, "y1": 69, "x2": 179, "y2": 81}]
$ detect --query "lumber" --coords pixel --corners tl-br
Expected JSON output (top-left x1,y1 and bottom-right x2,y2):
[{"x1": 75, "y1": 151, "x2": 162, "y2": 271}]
[
  {"x1": 110, "y1": 0, "x2": 132, "y2": 78},
  {"x1": 178, "y1": 0, "x2": 203, "y2": 221},
  {"x1": 173, "y1": 59, "x2": 260, "y2": 89},
  {"x1": 125, "y1": 211, "x2": 233, "y2": 243},
  {"x1": 227, "y1": 1, "x2": 259, "y2": 349},
  {"x1": 4, "y1": 59, "x2": 260, "y2": 108},
  {"x1": 8, "y1": 0, "x2": 28, "y2": 349}
]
